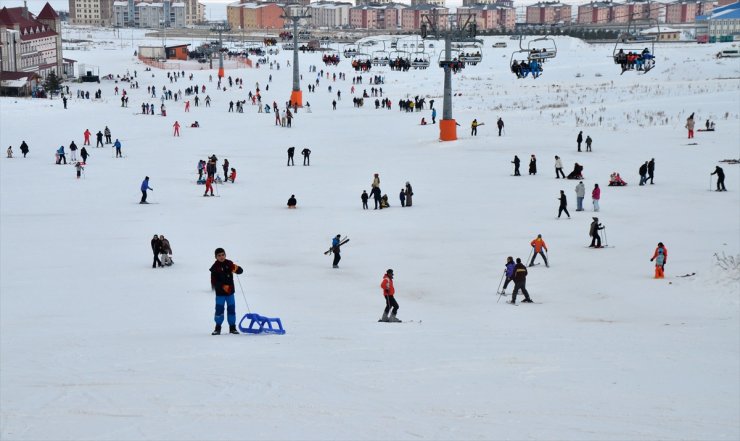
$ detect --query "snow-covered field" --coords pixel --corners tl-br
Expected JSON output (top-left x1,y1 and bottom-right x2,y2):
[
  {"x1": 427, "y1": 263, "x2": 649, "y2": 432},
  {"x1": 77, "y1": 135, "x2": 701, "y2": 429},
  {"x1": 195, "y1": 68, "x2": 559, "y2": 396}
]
[{"x1": 1, "y1": 28, "x2": 739, "y2": 440}]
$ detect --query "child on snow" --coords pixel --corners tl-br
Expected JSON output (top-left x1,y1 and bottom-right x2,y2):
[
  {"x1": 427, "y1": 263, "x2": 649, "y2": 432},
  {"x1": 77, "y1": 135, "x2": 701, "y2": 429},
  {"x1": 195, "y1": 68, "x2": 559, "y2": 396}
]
[
  {"x1": 209, "y1": 247, "x2": 244, "y2": 335},
  {"x1": 650, "y1": 242, "x2": 667, "y2": 279}
]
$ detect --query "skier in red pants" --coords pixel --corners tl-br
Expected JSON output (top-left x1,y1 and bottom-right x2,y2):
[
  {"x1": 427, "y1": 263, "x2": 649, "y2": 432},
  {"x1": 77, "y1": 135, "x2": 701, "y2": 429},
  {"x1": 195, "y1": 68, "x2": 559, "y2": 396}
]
[
  {"x1": 203, "y1": 175, "x2": 214, "y2": 197},
  {"x1": 184, "y1": 100, "x2": 190, "y2": 112},
  {"x1": 173, "y1": 121, "x2": 180, "y2": 137},
  {"x1": 83, "y1": 129, "x2": 91, "y2": 145}
]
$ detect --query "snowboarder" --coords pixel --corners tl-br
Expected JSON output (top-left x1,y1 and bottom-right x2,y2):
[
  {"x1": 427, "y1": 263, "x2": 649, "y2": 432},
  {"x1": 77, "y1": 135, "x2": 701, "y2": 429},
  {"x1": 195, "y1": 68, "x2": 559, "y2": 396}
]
[
  {"x1": 173, "y1": 121, "x2": 180, "y2": 137},
  {"x1": 159, "y1": 235, "x2": 173, "y2": 266},
  {"x1": 529, "y1": 155, "x2": 537, "y2": 175},
  {"x1": 209, "y1": 247, "x2": 244, "y2": 335},
  {"x1": 592, "y1": 183, "x2": 601, "y2": 212},
  {"x1": 113, "y1": 139, "x2": 122, "y2": 158},
  {"x1": 510, "y1": 258, "x2": 534, "y2": 304},
  {"x1": 497, "y1": 117, "x2": 504, "y2": 136},
  {"x1": 287, "y1": 147, "x2": 295, "y2": 166},
  {"x1": 639, "y1": 161, "x2": 648, "y2": 186},
  {"x1": 529, "y1": 234, "x2": 549, "y2": 267},
  {"x1": 361, "y1": 190, "x2": 369, "y2": 209},
  {"x1": 471, "y1": 119, "x2": 480, "y2": 136},
  {"x1": 399, "y1": 189, "x2": 406, "y2": 207},
  {"x1": 558, "y1": 190, "x2": 571, "y2": 219},
  {"x1": 80, "y1": 147, "x2": 89, "y2": 163},
  {"x1": 331, "y1": 234, "x2": 342, "y2": 268},
  {"x1": 647, "y1": 158, "x2": 655, "y2": 184},
  {"x1": 56, "y1": 145, "x2": 66, "y2": 164},
  {"x1": 589, "y1": 217, "x2": 604, "y2": 248},
  {"x1": 83, "y1": 129, "x2": 91, "y2": 145},
  {"x1": 711, "y1": 166, "x2": 726, "y2": 191},
  {"x1": 650, "y1": 242, "x2": 667, "y2": 279},
  {"x1": 555, "y1": 155, "x2": 565, "y2": 179},
  {"x1": 20, "y1": 141, "x2": 29, "y2": 158},
  {"x1": 301, "y1": 148, "x2": 311, "y2": 166},
  {"x1": 96, "y1": 131, "x2": 104, "y2": 148},
  {"x1": 104, "y1": 126, "x2": 112, "y2": 144},
  {"x1": 379, "y1": 269, "x2": 401, "y2": 322},
  {"x1": 151, "y1": 234, "x2": 163, "y2": 268},
  {"x1": 74, "y1": 161, "x2": 84, "y2": 179},
  {"x1": 685, "y1": 113, "x2": 695, "y2": 139},
  {"x1": 577, "y1": 131, "x2": 583, "y2": 152},
  {"x1": 499, "y1": 256, "x2": 516, "y2": 295},
  {"x1": 405, "y1": 182, "x2": 413, "y2": 207},
  {"x1": 512, "y1": 155, "x2": 521, "y2": 176},
  {"x1": 575, "y1": 181, "x2": 585, "y2": 211},
  {"x1": 287, "y1": 194, "x2": 297, "y2": 208},
  {"x1": 585, "y1": 135, "x2": 592, "y2": 152},
  {"x1": 140, "y1": 176, "x2": 153, "y2": 204}
]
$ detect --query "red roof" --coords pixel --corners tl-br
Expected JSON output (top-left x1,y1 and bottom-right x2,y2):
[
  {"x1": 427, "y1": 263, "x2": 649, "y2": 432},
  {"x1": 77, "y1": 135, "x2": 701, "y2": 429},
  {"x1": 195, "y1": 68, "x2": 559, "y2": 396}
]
[
  {"x1": 37, "y1": 3, "x2": 59, "y2": 20},
  {"x1": 0, "y1": 7, "x2": 39, "y2": 29},
  {"x1": 0, "y1": 71, "x2": 36, "y2": 81}
]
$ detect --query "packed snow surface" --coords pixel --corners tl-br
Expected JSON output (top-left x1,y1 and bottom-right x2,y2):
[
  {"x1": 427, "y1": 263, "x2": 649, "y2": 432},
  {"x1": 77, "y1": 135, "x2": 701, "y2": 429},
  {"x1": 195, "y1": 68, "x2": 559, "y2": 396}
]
[{"x1": 1, "y1": 28, "x2": 739, "y2": 440}]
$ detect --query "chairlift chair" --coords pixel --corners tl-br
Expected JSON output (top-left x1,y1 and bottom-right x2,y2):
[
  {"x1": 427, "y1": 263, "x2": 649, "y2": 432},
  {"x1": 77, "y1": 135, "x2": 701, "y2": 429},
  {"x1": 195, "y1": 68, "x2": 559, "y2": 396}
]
[
  {"x1": 343, "y1": 44, "x2": 358, "y2": 59},
  {"x1": 411, "y1": 52, "x2": 431, "y2": 69},
  {"x1": 612, "y1": 13, "x2": 658, "y2": 74},
  {"x1": 510, "y1": 49, "x2": 542, "y2": 79},
  {"x1": 527, "y1": 36, "x2": 557, "y2": 62}
]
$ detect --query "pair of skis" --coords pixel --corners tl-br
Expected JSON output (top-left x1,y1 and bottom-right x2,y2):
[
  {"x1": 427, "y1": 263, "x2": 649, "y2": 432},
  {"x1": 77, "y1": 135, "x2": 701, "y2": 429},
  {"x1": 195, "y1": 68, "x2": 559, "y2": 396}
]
[{"x1": 324, "y1": 236, "x2": 349, "y2": 255}]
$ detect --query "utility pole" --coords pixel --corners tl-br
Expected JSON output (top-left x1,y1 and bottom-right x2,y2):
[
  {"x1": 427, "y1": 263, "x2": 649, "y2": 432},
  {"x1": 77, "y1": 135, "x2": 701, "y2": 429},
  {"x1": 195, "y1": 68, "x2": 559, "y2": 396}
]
[
  {"x1": 422, "y1": 11, "x2": 481, "y2": 142},
  {"x1": 281, "y1": 3, "x2": 311, "y2": 107},
  {"x1": 210, "y1": 22, "x2": 231, "y2": 79}
]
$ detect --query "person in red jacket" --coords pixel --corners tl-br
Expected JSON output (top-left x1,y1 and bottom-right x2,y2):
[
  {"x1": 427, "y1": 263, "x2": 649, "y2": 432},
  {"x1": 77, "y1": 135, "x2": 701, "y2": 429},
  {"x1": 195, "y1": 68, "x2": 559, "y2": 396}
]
[
  {"x1": 173, "y1": 120, "x2": 180, "y2": 137},
  {"x1": 83, "y1": 129, "x2": 91, "y2": 145},
  {"x1": 203, "y1": 174, "x2": 214, "y2": 197},
  {"x1": 529, "y1": 234, "x2": 549, "y2": 267},
  {"x1": 379, "y1": 269, "x2": 400, "y2": 323}
]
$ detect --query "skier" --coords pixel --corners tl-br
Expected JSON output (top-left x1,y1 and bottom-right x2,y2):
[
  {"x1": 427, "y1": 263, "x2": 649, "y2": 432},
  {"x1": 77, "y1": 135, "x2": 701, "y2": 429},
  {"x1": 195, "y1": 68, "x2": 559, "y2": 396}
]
[
  {"x1": 151, "y1": 234, "x2": 163, "y2": 268},
  {"x1": 575, "y1": 181, "x2": 585, "y2": 211},
  {"x1": 510, "y1": 258, "x2": 534, "y2": 304},
  {"x1": 639, "y1": 161, "x2": 648, "y2": 186},
  {"x1": 497, "y1": 117, "x2": 504, "y2": 136},
  {"x1": 512, "y1": 155, "x2": 521, "y2": 176},
  {"x1": 592, "y1": 183, "x2": 601, "y2": 212},
  {"x1": 203, "y1": 175, "x2": 215, "y2": 197},
  {"x1": 287, "y1": 147, "x2": 295, "y2": 166},
  {"x1": 140, "y1": 176, "x2": 153, "y2": 204},
  {"x1": 104, "y1": 126, "x2": 112, "y2": 144},
  {"x1": 56, "y1": 145, "x2": 66, "y2": 164},
  {"x1": 159, "y1": 235, "x2": 173, "y2": 266},
  {"x1": 558, "y1": 190, "x2": 571, "y2": 219},
  {"x1": 585, "y1": 135, "x2": 592, "y2": 152},
  {"x1": 114, "y1": 139, "x2": 122, "y2": 158},
  {"x1": 647, "y1": 158, "x2": 655, "y2": 184},
  {"x1": 173, "y1": 121, "x2": 180, "y2": 137},
  {"x1": 69, "y1": 141, "x2": 78, "y2": 161},
  {"x1": 20, "y1": 141, "x2": 29, "y2": 158},
  {"x1": 529, "y1": 155, "x2": 537, "y2": 176},
  {"x1": 431, "y1": 107, "x2": 437, "y2": 124},
  {"x1": 361, "y1": 190, "x2": 369, "y2": 209},
  {"x1": 399, "y1": 188, "x2": 406, "y2": 207},
  {"x1": 711, "y1": 166, "x2": 726, "y2": 191},
  {"x1": 529, "y1": 234, "x2": 549, "y2": 267},
  {"x1": 589, "y1": 217, "x2": 604, "y2": 248},
  {"x1": 301, "y1": 148, "x2": 311, "y2": 166},
  {"x1": 379, "y1": 269, "x2": 401, "y2": 322},
  {"x1": 471, "y1": 119, "x2": 479, "y2": 136},
  {"x1": 650, "y1": 242, "x2": 668, "y2": 279},
  {"x1": 405, "y1": 182, "x2": 413, "y2": 207},
  {"x1": 74, "y1": 161, "x2": 84, "y2": 179},
  {"x1": 184, "y1": 100, "x2": 190, "y2": 112},
  {"x1": 80, "y1": 146, "x2": 89, "y2": 163},
  {"x1": 222, "y1": 158, "x2": 229, "y2": 179},
  {"x1": 287, "y1": 194, "x2": 297, "y2": 208},
  {"x1": 555, "y1": 155, "x2": 565, "y2": 179},
  {"x1": 500, "y1": 256, "x2": 516, "y2": 295},
  {"x1": 331, "y1": 234, "x2": 342, "y2": 268},
  {"x1": 96, "y1": 131, "x2": 104, "y2": 148},
  {"x1": 83, "y1": 129, "x2": 91, "y2": 145},
  {"x1": 209, "y1": 247, "x2": 244, "y2": 335},
  {"x1": 685, "y1": 113, "x2": 695, "y2": 139},
  {"x1": 577, "y1": 131, "x2": 583, "y2": 152}
]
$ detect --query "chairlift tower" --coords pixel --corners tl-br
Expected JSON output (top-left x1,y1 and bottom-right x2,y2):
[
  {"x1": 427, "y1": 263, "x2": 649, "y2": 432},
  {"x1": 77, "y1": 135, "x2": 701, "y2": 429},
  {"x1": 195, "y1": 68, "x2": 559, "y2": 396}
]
[
  {"x1": 210, "y1": 22, "x2": 231, "y2": 79},
  {"x1": 282, "y1": 4, "x2": 311, "y2": 107},
  {"x1": 422, "y1": 11, "x2": 481, "y2": 141}
]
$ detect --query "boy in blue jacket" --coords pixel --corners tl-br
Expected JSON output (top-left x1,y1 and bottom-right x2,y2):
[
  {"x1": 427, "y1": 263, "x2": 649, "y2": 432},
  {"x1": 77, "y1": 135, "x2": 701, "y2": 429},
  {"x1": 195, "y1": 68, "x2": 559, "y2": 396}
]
[
  {"x1": 140, "y1": 176, "x2": 153, "y2": 204},
  {"x1": 501, "y1": 256, "x2": 515, "y2": 294}
]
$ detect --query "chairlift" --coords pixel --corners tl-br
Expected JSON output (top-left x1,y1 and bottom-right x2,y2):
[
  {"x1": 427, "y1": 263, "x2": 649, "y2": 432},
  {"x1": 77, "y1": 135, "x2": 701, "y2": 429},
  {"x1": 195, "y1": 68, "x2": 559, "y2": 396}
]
[
  {"x1": 351, "y1": 53, "x2": 372, "y2": 71},
  {"x1": 343, "y1": 44, "x2": 358, "y2": 58},
  {"x1": 527, "y1": 36, "x2": 557, "y2": 62},
  {"x1": 510, "y1": 49, "x2": 542, "y2": 79},
  {"x1": 458, "y1": 42, "x2": 483, "y2": 65},
  {"x1": 612, "y1": 5, "x2": 658, "y2": 74},
  {"x1": 411, "y1": 52, "x2": 430, "y2": 69},
  {"x1": 437, "y1": 50, "x2": 464, "y2": 72}
]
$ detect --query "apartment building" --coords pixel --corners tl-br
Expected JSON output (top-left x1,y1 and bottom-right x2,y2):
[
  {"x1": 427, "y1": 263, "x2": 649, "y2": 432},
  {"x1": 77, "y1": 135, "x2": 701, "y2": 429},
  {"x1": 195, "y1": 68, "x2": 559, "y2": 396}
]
[
  {"x1": 69, "y1": 0, "x2": 114, "y2": 25},
  {"x1": 456, "y1": 3, "x2": 516, "y2": 30},
  {"x1": 400, "y1": 4, "x2": 448, "y2": 30},
  {"x1": 306, "y1": 2, "x2": 352, "y2": 28},
  {"x1": 410, "y1": 0, "x2": 445, "y2": 6},
  {"x1": 461, "y1": 0, "x2": 514, "y2": 7},
  {"x1": 226, "y1": 1, "x2": 285, "y2": 30},
  {"x1": 112, "y1": 0, "x2": 186, "y2": 28},
  {"x1": 577, "y1": 1, "x2": 614, "y2": 24},
  {"x1": 525, "y1": 1, "x2": 572, "y2": 24},
  {"x1": 349, "y1": 3, "x2": 405, "y2": 29}
]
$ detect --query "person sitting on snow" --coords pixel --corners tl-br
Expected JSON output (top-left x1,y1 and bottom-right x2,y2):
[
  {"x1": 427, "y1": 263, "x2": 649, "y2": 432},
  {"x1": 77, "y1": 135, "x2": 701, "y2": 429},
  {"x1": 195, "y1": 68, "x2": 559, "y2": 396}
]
[
  {"x1": 421, "y1": 117, "x2": 427, "y2": 125},
  {"x1": 609, "y1": 172, "x2": 627, "y2": 186},
  {"x1": 380, "y1": 194, "x2": 390, "y2": 208},
  {"x1": 191, "y1": 121, "x2": 200, "y2": 128},
  {"x1": 287, "y1": 194, "x2": 297, "y2": 208},
  {"x1": 567, "y1": 163, "x2": 584, "y2": 180}
]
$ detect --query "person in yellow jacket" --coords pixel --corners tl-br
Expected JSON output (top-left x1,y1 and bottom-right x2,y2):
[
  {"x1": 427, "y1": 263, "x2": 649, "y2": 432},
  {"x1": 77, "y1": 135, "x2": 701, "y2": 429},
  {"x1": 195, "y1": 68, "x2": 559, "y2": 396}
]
[
  {"x1": 471, "y1": 119, "x2": 481, "y2": 136},
  {"x1": 529, "y1": 234, "x2": 549, "y2": 267}
]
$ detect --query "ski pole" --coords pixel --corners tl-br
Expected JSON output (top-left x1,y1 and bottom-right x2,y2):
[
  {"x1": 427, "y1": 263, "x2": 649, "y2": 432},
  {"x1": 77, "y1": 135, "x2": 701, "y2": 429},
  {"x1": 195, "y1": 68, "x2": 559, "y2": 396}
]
[
  {"x1": 236, "y1": 274, "x2": 252, "y2": 314},
  {"x1": 496, "y1": 270, "x2": 505, "y2": 295},
  {"x1": 603, "y1": 227, "x2": 608, "y2": 247},
  {"x1": 526, "y1": 247, "x2": 533, "y2": 266}
]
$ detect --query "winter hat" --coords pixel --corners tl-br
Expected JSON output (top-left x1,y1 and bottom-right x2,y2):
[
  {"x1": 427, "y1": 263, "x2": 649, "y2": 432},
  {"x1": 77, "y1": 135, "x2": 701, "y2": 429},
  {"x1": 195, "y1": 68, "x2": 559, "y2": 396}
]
[
  {"x1": 386, "y1": 269, "x2": 394, "y2": 275},
  {"x1": 214, "y1": 247, "x2": 225, "y2": 256},
  {"x1": 593, "y1": 217, "x2": 598, "y2": 220}
]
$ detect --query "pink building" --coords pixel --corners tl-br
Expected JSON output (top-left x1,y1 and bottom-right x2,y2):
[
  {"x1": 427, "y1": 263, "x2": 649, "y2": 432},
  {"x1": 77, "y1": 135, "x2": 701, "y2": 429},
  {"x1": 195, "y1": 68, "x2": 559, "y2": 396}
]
[
  {"x1": 456, "y1": 4, "x2": 516, "y2": 30},
  {"x1": 666, "y1": 1, "x2": 698, "y2": 23},
  {"x1": 525, "y1": 1, "x2": 572, "y2": 24},
  {"x1": 349, "y1": 3, "x2": 404, "y2": 29},
  {"x1": 400, "y1": 4, "x2": 448, "y2": 31},
  {"x1": 577, "y1": 1, "x2": 613, "y2": 24}
]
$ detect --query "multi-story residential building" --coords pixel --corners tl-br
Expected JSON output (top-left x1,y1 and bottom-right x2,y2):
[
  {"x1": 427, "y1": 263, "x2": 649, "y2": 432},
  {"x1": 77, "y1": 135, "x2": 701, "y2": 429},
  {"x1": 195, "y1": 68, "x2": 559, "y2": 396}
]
[
  {"x1": 69, "y1": 0, "x2": 114, "y2": 25},
  {"x1": 577, "y1": 1, "x2": 613, "y2": 24},
  {"x1": 0, "y1": 2, "x2": 70, "y2": 79},
  {"x1": 696, "y1": 0, "x2": 740, "y2": 41},
  {"x1": 306, "y1": 2, "x2": 352, "y2": 28},
  {"x1": 355, "y1": 0, "x2": 392, "y2": 5},
  {"x1": 349, "y1": 3, "x2": 405, "y2": 29},
  {"x1": 525, "y1": 1, "x2": 572, "y2": 24},
  {"x1": 664, "y1": 0, "x2": 713, "y2": 23},
  {"x1": 401, "y1": 4, "x2": 448, "y2": 30},
  {"x1": 226, "y1": 1, "x2": 285, "y2": 30},
  {"x1": 183, "y1": 0, "x2": 205, "y2": 25},
  {"x1": 457, "y1": 3, "x2": 515, "y2": 30},
  {"x1": 410, "y1": 0, "x2": 445, "y2": 6},
  {"x1": 461, "y1": 0, "x2": 513, "y2": 7},
  {"x1": 112, "y1": 0, "x2": 186, "y2": 28}
]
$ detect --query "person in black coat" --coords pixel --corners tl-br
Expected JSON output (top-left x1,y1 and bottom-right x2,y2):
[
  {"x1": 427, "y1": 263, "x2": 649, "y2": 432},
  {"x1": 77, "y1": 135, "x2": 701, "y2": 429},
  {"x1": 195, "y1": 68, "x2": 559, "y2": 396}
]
[
  {"x1": 711, "y1": 166, "x2": 726, "y2": 191},
  {"x1": 529, "y1": 155, "x2": 537, "y2": 175},
  {"x1": 371, "y1": 186, "x2": 382, "y2": 209},
  {"x1": 287, "y1": 147, "x2": 295, "y2": 166},
  {"x1": 558, "y1": 190, "x2": 571, "y2": 219},
  {"x1": 647, "y1": 158, "x2": 655, "y2": 184},
  {"x1": 577, "y1": 131, "x2": 583, "y2": 152},
  {"x1": 405, "y1": 182, "x2": 413, "y2": 206},
  {"x1": 151, "y1": 235, "x2": 163, "y2": 268},
  {"x1": 287, "y1": 194, "x2": 297, "y2": 208},
  {"x1": 639, "y1": 161, "x2": 648, "y2": 185},
  {"x1": 497, "y1": 117, "x2": 504, "y2": 136},
  {"x1": 511, "y1": 258, "x2": 533, "y2": 304},
  {"x1": 19, "y1": 141, "x2": 29, "y2": 158},
  {"x1": 209, "y1": 247, "x2": 244, "y2": 335},
  {"x1": 80, "y1": 147, "x2": 89, "y2": 163},
  {"x1": 361, "y1": 190, "x2": 369, "y2": 209},
  {"x1": 512, "y1": 155, "x2": 521, "y2": 176},
  {"x1": 301, "y1": 148, "x2": 311, "y2": 166}
]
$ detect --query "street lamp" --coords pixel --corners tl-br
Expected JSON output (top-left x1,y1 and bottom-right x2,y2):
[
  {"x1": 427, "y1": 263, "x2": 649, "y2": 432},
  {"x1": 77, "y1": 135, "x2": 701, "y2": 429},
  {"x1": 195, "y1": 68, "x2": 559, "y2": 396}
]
[{"x1": 281, "y1": 3, "x2": 311, "y2": 107}]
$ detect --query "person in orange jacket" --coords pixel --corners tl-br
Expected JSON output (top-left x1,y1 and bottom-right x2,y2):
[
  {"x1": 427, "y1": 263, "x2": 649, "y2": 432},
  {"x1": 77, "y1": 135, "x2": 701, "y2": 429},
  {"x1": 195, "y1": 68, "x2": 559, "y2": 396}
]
[
  {"x1": 203, "y1": 174, "x2": 214, "y2": 197},
  {"x1": 650, "y1": 242, "x2": 667, "y2": 279},
  {"x1": 228, "y1": 168, "x2": 236, "y2": 183},
  {"x1": 379, "y1": 269, "x2": 400, "y2": 322},
  {"x1": 529, "y1": 234, "x2": 549, "y2": 267}
]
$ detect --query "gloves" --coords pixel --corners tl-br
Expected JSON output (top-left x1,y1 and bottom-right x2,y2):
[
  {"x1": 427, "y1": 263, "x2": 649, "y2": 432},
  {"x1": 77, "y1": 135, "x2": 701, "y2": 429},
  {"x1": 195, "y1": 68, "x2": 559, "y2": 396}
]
[{"x1": 650, "y1": 258, "x2": 654, "y2": 262}]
